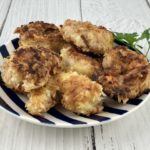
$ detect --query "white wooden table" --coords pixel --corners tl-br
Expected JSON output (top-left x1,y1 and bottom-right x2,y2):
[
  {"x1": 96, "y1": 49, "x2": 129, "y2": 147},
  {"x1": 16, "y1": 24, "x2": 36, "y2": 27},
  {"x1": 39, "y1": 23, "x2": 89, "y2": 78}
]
[{"x1": 0, "y1": 0, "x2": 150, "y2": 150}]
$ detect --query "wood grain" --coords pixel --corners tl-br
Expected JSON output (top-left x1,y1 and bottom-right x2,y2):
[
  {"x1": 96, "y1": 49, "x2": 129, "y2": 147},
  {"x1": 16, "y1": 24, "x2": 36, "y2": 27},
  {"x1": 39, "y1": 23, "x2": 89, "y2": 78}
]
[
  {"x1": 0, "y1": 0, "x2": 12, "y2": 32},
  {"x1": 1, "y1": 0, "x2": 150, "y2": 150},
  {"x1": 93, "y1": 102, "x2": 150, "y2": 150},
  {"x1": 81, "y1": 0, "x2": 150, "y2": 149},
  {"x1": 0, "y1": 0, "x2": 92, "y2": 150},
  {"x1": 116, "y1": 0, "x2": 150, "y2": 26},
  {"x1": 0, "y1": 0, "x2": 81, "y2": 44},
  {"x1": 81, "y1": 0, "x2": 150, "y2": 27}
]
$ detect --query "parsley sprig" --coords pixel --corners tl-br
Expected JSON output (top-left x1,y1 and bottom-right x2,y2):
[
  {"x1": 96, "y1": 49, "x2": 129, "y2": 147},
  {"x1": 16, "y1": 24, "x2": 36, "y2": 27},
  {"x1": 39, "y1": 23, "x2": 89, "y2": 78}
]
[{"x1": 113, "y1": 28, "x2": 150, "y2": 57}]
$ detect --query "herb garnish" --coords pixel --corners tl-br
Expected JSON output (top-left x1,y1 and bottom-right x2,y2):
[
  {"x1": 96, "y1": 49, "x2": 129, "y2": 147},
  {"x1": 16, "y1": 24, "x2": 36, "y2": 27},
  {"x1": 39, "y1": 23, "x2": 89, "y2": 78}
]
[{"x1": 113, "y1": 28, "x2": 150, "y2": 57}]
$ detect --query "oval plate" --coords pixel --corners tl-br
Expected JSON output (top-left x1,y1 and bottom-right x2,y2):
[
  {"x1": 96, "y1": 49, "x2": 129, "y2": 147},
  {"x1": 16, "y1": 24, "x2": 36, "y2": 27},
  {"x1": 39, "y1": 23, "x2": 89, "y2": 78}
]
[{"x1": 0, "y1": 38, "x2": 150, "y2": 128}]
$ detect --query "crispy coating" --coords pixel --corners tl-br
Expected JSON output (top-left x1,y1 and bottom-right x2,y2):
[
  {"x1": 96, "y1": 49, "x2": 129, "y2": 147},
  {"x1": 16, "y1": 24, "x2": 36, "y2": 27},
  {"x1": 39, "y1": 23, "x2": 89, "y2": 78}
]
[
  {"x1": 15, "y1": 21, "x2": 66, "y2": 53},
  {"x1": 26, "y1": 78, "x2": 59, "y2": 115},
  {"x1": 57, "y1": 72, "x2": 103, "y2": 115},
  {"x1": 97, "y1": 65, "x2": 150, "y2": 103},
  {"x1": 1, "y1": 47, "x2": 61, "y2": 93},
  {"x1": 96, "y1": 46, "x2": 150, "y2": 103},
  {"x1": 60, "y1": 19, "x2": 114, "y2": 54},
  {"x1": 103, "y1": 46, "x2": 148, "y2": 74},
  {"x1": 60, "y1": 46, "x2": 102, "y2": 77}
]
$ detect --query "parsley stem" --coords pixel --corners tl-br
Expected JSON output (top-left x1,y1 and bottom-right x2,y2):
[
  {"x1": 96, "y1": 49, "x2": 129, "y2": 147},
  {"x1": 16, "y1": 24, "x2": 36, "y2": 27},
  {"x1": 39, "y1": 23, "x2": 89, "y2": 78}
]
[{"x1": 146, "y1": 46, "x2": 150, "y2": 57}]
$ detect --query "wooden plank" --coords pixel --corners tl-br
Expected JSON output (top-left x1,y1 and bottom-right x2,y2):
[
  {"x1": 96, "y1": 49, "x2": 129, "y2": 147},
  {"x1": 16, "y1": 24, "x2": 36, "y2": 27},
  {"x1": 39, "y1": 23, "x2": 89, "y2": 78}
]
[
  {"x1": 94, "y1": 100, "x2": 150, "y2": 150},
  {"x1": 114, "y1": 0, "x2": 150, "y2": 26},
  {"x1": 0, "y1": 0, "x2": 12, "y2": 31},
  {"x1": 0, "y1": 0, "x2": 81, "y2": 44},
  {"x1": 81, "y1": 0, "x2": 150, "y2": 149},
  {"x1": 1, "y1": 0, "x2": 150, "y2": 149},
  {"x1": 147, "y1": 0, "x2": 150, "y2": 8},
  {"x1": 81, "y1": 0, "x2": 123, "y2": 26},
  {"x1": 81, "y1": 0, "x2": 150, "y2": 27},
  {"x1": 0, "y1": 0, "x2": 93, "y2": 150}
]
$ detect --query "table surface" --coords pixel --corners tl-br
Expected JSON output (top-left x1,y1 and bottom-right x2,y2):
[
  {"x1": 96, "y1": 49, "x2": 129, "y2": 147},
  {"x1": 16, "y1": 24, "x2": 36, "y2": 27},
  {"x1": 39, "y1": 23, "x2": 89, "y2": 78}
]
[{"x1": 0, "y1": 0, "x2": 150, "y2": 150}]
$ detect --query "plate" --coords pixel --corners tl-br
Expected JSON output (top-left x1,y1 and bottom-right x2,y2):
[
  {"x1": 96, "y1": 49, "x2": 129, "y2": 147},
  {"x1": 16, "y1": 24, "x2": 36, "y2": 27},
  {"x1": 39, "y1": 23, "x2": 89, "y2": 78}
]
[{"x1": 0, "y1": 38, "x2": 150, "y2": 128}]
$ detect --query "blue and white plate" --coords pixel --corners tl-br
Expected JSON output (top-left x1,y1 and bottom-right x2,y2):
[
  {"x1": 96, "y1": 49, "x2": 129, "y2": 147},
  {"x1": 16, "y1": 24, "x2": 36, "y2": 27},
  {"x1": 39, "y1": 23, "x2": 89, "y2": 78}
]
[{"x1": 0, "y1": 38, "x2": 150, "y2": 128}]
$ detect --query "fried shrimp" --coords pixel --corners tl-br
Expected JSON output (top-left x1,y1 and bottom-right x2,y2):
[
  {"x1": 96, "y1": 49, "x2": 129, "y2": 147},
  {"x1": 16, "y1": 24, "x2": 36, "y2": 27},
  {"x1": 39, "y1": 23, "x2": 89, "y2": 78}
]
[
  {"x1": 15, "y1": 21, "x2": 66, "y2": 53},
  {"x1": 26, "y1": 78, "x2": 59, "y2": 115},
  {"x1": 1, "y1": 47, "x2": 61, "y2": 93},
  {"x1": 60, "y1": 46, "x2": 102, "y2": 77},
  {"x1": 95, "y1": 46, "x2": 150, "y2": 103},
  {"x1": 97, "y1": 65, "x2": 150, "y2": 103},
  {"x1": 60, "y1": 19, "x2": 113, "y2": 54},
  {"x1": 57, "y1": 72, "x2": 103, "y2": 115},
  {"x1": 102, "y1": 46, "x2": 148, "y2": 74}
]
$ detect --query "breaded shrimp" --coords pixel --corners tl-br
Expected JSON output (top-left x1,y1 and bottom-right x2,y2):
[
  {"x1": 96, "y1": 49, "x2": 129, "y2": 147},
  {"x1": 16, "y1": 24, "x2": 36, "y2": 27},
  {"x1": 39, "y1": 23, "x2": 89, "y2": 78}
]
[
  {"x1": 96, "y1": 46, "x2": 150, "y2": 103},
  {"x1": 1, "y1": 47, "x2": 61, "y2": 93},
  {"x1": 97, "y1": 65, "x2": 150, "y2": 103},
  {"x1": 60, "y1": 46, "x2": 102, "y2": 77},
  {"x1": 60, "y1": 19, "x2": 113, "y2": 54},
  {"x1": 57, "y1": 72, "x2": 103, "y2": 115},
  {"x1": 26, "y1": 78, "x2": 59, "y2": 115},
  {"x1": 15, "y1": 21, "x2": 66, "y2": 53},
  {"x1": 95, "y1": 46, "x2": 150, "y2": 103},
  {"x1": 102, "y1": 46, "x2": 148, "y2": 74}
]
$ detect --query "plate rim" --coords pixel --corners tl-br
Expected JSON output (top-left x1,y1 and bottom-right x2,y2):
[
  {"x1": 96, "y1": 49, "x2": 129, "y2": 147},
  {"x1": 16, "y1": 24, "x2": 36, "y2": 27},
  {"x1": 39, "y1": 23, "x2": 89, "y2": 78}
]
[
  {"x1": 0, "y1": 38, "x2": 150, "y2": 128},
  {"x1": 1, "y1": 93, "x2": 150, "y2": 128}
]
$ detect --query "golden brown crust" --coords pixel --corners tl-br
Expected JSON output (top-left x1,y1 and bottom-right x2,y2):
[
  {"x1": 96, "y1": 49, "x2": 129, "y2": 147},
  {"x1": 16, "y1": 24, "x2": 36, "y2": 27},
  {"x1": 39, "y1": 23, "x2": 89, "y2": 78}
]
[
  {"x1": 1, "y1": 47, "x2": 62, "y2": 92},
  {"x1": 102, "y1": 46, "x2": 148, "y2": 74},
  {"x1": 15, "y1": 21, "x2": 58, "y2": 38},
  {"x1": 96, "y1": 46, "x2": 150, "y2": 103},
  {"x1": 57, "y1": 72, "x2": 103, "y2": 115},
  {"x1": 26, "y1": 77, "x2": 59, "y2": 115},
  {"x1": 15, "y1": 21, "x2": 66, "y2": 53},
  {"x1": 60, "y1": 45, "x2": 102, "y2": 77},
  {"x1": 97, "y1": 65, "x2": 150, "y2": 103},
  {"x1": 2, "y1": 19, "x2": 149, "y2": 115},
  {"x1": 60, "y1": 19, "x2": 114, "y2": 54}
]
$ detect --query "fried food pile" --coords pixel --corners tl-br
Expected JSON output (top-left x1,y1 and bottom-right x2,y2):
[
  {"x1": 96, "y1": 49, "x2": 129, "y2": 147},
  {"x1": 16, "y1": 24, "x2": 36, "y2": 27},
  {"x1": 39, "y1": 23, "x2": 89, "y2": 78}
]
[{"x1": 1, "y1": 20, "x2": 150, "y2": 116}]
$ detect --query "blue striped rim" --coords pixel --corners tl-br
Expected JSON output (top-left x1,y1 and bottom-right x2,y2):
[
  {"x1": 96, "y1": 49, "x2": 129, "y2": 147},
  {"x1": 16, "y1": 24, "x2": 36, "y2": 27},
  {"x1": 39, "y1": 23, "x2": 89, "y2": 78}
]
[
  {"x1": 144, "y1": 89, "x2": 150, "y2": 94},
  {"x1": 48, "y1": 108, "x2": 86, "y2": 125},
  {"x1": 11, "y1": 38, "x2": 19, "y2": 49},
  {"x1": 0, "y1": 84, "x2": 55, "y2": 124},
  {"x1": 105, "y1": 97, "x2": 143, "y2": 106},
  {"x1": 82, "y1": 114, "x2": 110, "y2": 122},
  {"x1": 0, "y1": 45, "x2": 9, "y2": 58},
  {"x1": 0, "y1": 41, "x2": 87, "y2": 125},
  {"x1": 1, "y1": 83, "x2": 87, "y2": 125},
  {"x1": 0, "y1": 96, "x2": 19, "y2": 116},
  {"x1": 127, "y1": 98, "x2": 143, "y2": 105},
  {"x1": 103, "y1": 106, "x2": 127, "y2": 115},
  {"x1": 0, "y1": 38, "x2": 148, "y2": 126},
  {"x1": 0, "y1": 45, "x2": 21, "y2": 116}
]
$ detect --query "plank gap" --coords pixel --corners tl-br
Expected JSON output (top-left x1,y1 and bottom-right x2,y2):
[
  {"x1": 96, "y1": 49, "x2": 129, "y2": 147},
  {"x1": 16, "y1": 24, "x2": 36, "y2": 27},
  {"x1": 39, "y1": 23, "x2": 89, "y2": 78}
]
[
  {"x1": 91, "y1": 127, "x2": 96, "y2": 150},
  {"x1": 0, "y1": 0, "x2": 13, "y2": 36},
  {"x1": 145, "y1": 0, "x2": 150, "y2": 9},
  {"x1": 79, "y1": 0, "x2": 83, "y2": 21}
]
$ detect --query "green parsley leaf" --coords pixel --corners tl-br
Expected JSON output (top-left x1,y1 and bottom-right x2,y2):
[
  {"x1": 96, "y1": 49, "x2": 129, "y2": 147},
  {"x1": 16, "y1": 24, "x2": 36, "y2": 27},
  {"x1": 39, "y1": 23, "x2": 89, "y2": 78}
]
[
  {"x1": 113, "y1": 28, "x2": 150, "y2": 57},
  {"x1": 138, "y1": 28, "x2": 150, "y2": 41},
  {"x1": 137, "y1": 28, "x2": 150, "y2": 56},
  {"x1": 113, "y1": 32, "x2": 141, "y2": 54}
]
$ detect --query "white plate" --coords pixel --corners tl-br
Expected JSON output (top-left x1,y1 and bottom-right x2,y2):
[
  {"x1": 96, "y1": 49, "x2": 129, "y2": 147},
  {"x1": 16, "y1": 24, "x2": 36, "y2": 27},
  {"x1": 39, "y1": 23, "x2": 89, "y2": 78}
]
[
  {"x1": 0, "y1": 18, "x2": 150, "y2": 128},
  {"x1": 0, "y1": 38, "x2": 149, "y2": 128}
]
